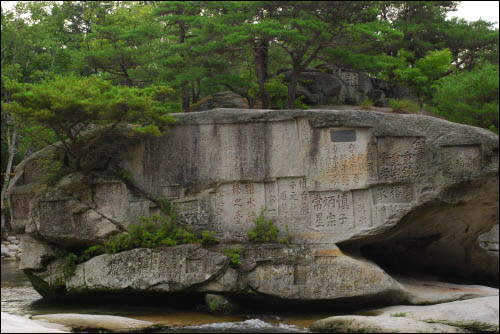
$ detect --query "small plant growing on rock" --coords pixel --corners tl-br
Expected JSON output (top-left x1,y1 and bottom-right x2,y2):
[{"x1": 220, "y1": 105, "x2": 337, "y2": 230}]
[
  {"x1": 390, "y1": 312, "x2": 406, "y2": 317},
  {"x1": 63, "y1": 253, "x2": 79, "y2": 278},
  {"x1": 223, "y1": 246, "x2": 243, "y2": 268},
  {"x1": 359, "y1": 99, "x2": 374, "y2": 109},
  {"x1": 200, "y1": 230, "x2": 219, "y2": 245},
  {"x1": 247, "y1": 210, "x2": 278, "y2": 243},
  {"x1": 390, "y1": 99, "x2": 419, "y2": 113},
  {"x1": 278, "y1": 225, "x2": 292, "y2": 247},
  {"x1": 56, "y1": 198, "x2": 219, "y2": 277}
]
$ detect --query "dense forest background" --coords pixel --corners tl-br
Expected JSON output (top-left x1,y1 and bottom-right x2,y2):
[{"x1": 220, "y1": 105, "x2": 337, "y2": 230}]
[{"x1": 1, "y1": 1, "x2": 499, "y2": 215}]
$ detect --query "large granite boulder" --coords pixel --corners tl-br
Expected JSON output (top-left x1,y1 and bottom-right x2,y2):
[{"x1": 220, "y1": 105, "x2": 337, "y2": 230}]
[{"x1": 8, "y1": 108, "x2": 498, "y2": 305}]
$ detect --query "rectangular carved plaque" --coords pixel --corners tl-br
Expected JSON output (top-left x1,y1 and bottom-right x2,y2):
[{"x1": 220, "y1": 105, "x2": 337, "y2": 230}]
[{"x1": 331, "y1": 130, "x2": 356, "y2": 142}]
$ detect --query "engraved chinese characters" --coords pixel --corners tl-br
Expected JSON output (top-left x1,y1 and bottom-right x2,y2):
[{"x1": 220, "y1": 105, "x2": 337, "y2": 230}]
[
  {"x1": 212, "y1": 182, "x2": 266, "y2": 239},
  {"x1": 277, "y1": 178, "x2": 308, "y2": 216},
  {"x1": 341, "y1": 71, "x2": 358, "y2": 88},
  {"x1": 310, "y1": 191, "x2": 353, "y2": 231},
  {"x1": 377, "y1": 137, "x2": 426, "y2": 181},
  {"x1": 309, "y1": 127, "x2": 376, "y2": 190},
  {"x1": 441, "y1": 145, "x2": 481, "y2": 176}
]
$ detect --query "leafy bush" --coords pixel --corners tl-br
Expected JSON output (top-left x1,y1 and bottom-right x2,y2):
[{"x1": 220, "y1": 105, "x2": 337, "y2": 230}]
[
  {"x1": 223, "y1": 246, "x2": 243, "y2": 268},
  {"x1": 247, "y1": 210, "x2": 278, "y2": 243},
  {"x1": 390, "y1": 99, "x2": 420, "y2": 113},
  {"x1": 57, "y1": 198, "x2": 218, "y2": 278},
  {"x1": 264, "y1": 75, "x2": 308, "y2": 110},
  {"x1": 359, "y1": 99, "x2": 374, "y2": 109},
  {"x1": 63, "y1": 253, "x2": 79, "y2": 278},
  {"x1": 200, "y1": 230, "x2": 219, "y2": 246},
  {"x1": 103, "y1": 214, "x2": 198, "y2": 254},
  {"x1": 429, "y1": 62, "x2": 499, "y2": 133}
]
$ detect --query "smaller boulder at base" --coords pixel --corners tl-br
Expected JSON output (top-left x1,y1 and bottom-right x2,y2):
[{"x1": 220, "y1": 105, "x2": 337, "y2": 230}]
[{"x1": 31, "y1": 314, "x2": 160, "y2": 333}]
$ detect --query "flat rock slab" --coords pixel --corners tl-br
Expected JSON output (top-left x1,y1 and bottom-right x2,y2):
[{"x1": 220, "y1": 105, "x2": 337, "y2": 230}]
[
  {"x1": 396, "y1": 276, "x2": 499, "y2": 304},
  {"x1": 372, "y1": 296, "x2": 499, "y2": 332},
  {"x1": 310, "y1": 315, "x2": 464, "y2": 333},
  {"x1": 1, "y1": 312, "x2": 70, "y2": 333},
  {"x1": 32, "y1": 313, "x2": 159, "y2": 333}
]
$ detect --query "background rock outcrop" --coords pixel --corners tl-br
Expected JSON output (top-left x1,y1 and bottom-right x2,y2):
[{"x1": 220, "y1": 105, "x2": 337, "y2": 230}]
[
  {"x1": 283, "y1": 65, "x2": 415, "y2": 106},
  {"x1": 8, "y1": 108, "x2": 499, "y2": 305}
]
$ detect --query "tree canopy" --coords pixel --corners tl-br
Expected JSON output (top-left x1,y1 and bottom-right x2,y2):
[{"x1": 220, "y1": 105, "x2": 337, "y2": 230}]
[{"x1": 1, "y1": 0, "x2": 499, "y2": 180}]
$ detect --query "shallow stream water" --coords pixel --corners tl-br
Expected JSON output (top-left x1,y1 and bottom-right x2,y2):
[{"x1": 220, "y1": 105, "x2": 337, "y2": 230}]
[{"x1": 1, "y1": 261, "x2": 331, "y2": 333}]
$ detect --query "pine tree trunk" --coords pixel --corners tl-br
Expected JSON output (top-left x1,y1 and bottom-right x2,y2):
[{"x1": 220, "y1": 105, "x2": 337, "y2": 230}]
[
  {"x1": 253, "y1": 39, "x2": 269, "y2": 109},
  {"x1": 287, "y1": 67, "x2": 301, "y2": 109},
  {"x1": 182, "y1": 82, "x2": 190, "y2": 112}
]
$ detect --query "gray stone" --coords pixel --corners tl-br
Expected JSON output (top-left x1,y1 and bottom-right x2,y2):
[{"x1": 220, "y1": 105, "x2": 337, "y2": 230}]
[
  {"x1": 65, "y1": 245, "x2": 228, "y2": 294},
  {"x1": 372, "y1": 296, "x2": 499, "y2": 332},
  {"x1": 1, "y1": 245, "x2": 10, "y2": 257},
  {"x1": 7, "y1": 236, "x2": 17, "y2": 242},
  {"x1": 283, "y1": 66, "x2": 415, "y2": 106},
  {"x1": 31, "y1": 314, "x2": 158, "y2": 333},
  {"x1": 310, "y1": 315, "x2": 464, "y2": 333},
  {"x1": 190, "y1": 91, "x2": 249, "y2": 112},
  {"x1": 7, "y1": 244, "x2": 19, "y2": 251},
  {"x1": 9, "y1": 109, "x2": 499, "y2": 304},
  {"x1": 19, "y1": 234, "x2": 54, "y2": 270},
  {"x1": 396, "y1": 276, "x2": 499, "y2": 305},
  {"x1": 245, "y1": 250, "x2": 407, "y2": 302}
]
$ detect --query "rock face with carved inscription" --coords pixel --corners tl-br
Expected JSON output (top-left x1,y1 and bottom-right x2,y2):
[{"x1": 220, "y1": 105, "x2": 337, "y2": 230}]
[{"x1": 8, "y1": 108, "x2": 499, "y2": 305}]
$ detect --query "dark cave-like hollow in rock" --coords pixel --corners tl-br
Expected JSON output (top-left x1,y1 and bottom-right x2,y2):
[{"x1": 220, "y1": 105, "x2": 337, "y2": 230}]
[{"x1": 339, "y1": 177, "x2": 499, "y2": 287}]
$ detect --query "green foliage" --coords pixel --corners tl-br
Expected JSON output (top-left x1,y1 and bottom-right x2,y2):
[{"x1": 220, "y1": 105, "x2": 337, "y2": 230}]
[
  {"x1": 200, "y1": 230, "x2": 219, "y2": 246},
  {"x1": 390, "y1": 99, "x2": 420, "y2": 113},
  {"x1": 223, "y1": 246, "x2": 243, "y2": 268},
  {"x1": 63, "y1": 252, "x2": 79, "y2": 278},
  {"x1": 53, "y1": 247, "x2": 69, "y2": 260},
  {"x1": 2, "y1": 75, "x2": 175, "y2": 171},
  {"x1": 37, "y1": 151, "x2": 73, "y2": 187},
  {"x1": 278, "y1": 225, "x2": 293, "y2": 247},
  {"x1": 264, "y1": 76, "x2": 288, "y2": 109},
  {"x1": 247, "y1": 210, "x2": 278, "y2": 243},
  {"x1": 390, "y1": 312, "x2": 406, "y2": 318},
  {"x1": 78, "y1": 245, "x2": 104, "y2": 263},
  {"x1": 430, "y1": 62, "x2": 499, "y2": 133},
  {"x1": 103, "y1": 214, "x2": 198, "y2": 254},
  {"x1": 393, "y1": 49, "x2": 452, "y2": 102},
  {"x1": 119, "y1": 169, "x2": 132, "y2": 182},
  {"x1": 359, "y1": 99, "x2": 375, "y2": 109},
  {"x1": 56, "y1": 199, "x2": 218, "y2": 277}
]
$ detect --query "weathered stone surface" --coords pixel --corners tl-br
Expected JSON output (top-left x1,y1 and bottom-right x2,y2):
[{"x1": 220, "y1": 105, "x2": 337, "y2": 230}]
[
  {"x1": 1, "y1": 245, "x2": 10, "y2": 257},
  {"x1": 9, "y1": 108, "x2": 499, "y2": 304},
  {"x1": 66, "y1": 245, "x2": 228, "y2": 293},
  {"x1": 190, "y1": 91, "x2": 249, "y2": 112},
  {"x1": 372, "y1": 296, "x2": 499, "y2": 332},
  {"x1": 478, "y1": 224, "x2": 499, "y2": 256},
  {"x1": 310, "y1": 315, "x2": 464, "y2": 333},
  {"x1": 18, "y1": 234, "x2": 54, "y2": 270},
  {"x1": 395, "y1": 276, "x2": 499, "y2": 305},
  {"x1": 245, "y1": 250, "x2": 406, "y2": 302},
  {"x1": 9, "y1": 172, "x2": 153, "y2": 249},
  {"x1": 284, "y1": 66, "x2": 416, "y2": 106},
  {"x1": 1, "y1": 312, "x2": 71, "y2": 333},
  {"x1": 31, "y1": 314, "x2": 158, "y2": 333}
]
